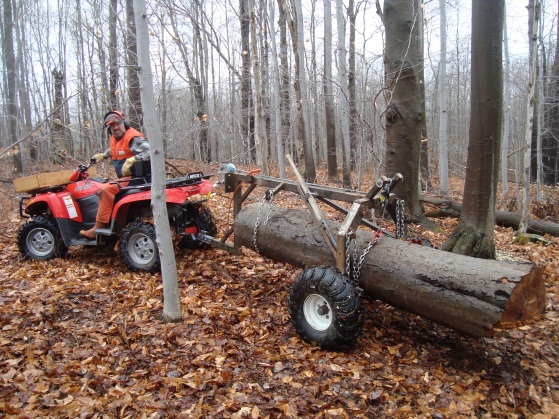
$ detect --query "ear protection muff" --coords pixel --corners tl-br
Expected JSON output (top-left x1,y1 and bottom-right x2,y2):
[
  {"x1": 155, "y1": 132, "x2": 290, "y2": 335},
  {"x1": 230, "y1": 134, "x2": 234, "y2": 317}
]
[{"x1": 103, "y1": 110, "x2": 130, "y2": 130}]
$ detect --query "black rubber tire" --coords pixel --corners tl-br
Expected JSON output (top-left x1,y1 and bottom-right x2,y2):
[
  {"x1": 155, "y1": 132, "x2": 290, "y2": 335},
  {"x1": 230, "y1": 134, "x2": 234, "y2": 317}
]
[
  {"x1": 17, "y1": 215, "x2": 67, "y2": 260},
  {"x1": 179, "y1": 205, "x2": 217, "y2": 249},
  {"x1": 289, "y1": 266, "x2": 364, "y2": 351},
  {"x1": 119, "y1": 220, "x2": 160, "y2": 272}
]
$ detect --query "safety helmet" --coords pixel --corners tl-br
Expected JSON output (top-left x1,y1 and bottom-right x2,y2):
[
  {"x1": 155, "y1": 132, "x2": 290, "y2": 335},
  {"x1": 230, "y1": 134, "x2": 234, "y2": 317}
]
[{"x1": 103, "y1": 110, "x2": 129, "y2": 129}]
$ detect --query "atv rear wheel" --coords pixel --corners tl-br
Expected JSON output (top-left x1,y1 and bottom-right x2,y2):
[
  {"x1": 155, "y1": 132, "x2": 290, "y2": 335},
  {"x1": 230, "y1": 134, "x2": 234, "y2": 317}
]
[
  {"x1": 120, "y1": 221, "x2": 160, "y2": 272},
  {"x1": 179, "y1": 206, "x2": 217, "y2": 249},
  {"x1": 289, "y1": 266, "x2": 364, "y2": 351},
  {"x1": 17, "y1": 216, "x2": 67, "y2": 260}
]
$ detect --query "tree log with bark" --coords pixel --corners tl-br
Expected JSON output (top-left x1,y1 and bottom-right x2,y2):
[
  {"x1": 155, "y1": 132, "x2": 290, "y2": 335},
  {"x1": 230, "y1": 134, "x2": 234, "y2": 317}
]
[
  {"x1": 235, "y1": 204, "x2": 545, "y2": 339},
  {"x1": 421, "y1": 196, "x2": 559, "y2": 237}
]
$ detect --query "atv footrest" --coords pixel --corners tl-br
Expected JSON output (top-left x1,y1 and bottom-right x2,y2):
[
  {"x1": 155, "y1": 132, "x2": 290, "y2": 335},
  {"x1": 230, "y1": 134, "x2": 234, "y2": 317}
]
[{"x1": 95, "y1": 228, "x2": 112, "y2": 236}]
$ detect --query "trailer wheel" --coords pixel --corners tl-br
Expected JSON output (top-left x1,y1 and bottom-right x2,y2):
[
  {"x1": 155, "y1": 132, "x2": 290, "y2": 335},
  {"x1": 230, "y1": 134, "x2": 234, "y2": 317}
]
[
  {"x1": 120, "y1": 221, "x2": 160, "y2": 272},
  {"x1": 179, "y1": 206, "x2": 217, "y2": 249},
  {"x1": 18, "y1": 216, "x2": 67, "y2": 261},
  {"x1": 289, "y1": 266, "x2": 364, "y2": 351}
]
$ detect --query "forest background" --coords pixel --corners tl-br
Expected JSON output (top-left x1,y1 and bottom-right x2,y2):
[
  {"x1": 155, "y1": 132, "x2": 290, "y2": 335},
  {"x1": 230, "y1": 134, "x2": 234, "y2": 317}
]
[
  {"x1": 2, "y1": 0, "x2": 559, "y2": 417},
  {"x1": 1, "y1": 0, "x2": 556, "y2": 190}
]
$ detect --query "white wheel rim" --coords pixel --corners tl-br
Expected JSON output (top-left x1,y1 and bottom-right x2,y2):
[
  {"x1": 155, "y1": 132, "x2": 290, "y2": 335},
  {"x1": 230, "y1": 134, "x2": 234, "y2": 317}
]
[
  {"x1": 27, "y1": 227, "x2": 55, "y2": 257},
  {"x1": 303, "y1": 294, "x2": 333, "y2": 331},
  {"x1": 128, "y1": 232, "x2": 155, "y2": 266}
]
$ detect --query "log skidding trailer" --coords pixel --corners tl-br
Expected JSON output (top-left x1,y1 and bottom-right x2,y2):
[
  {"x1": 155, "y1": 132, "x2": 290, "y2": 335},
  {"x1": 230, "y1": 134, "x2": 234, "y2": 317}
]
[{"x1": 198, "y1": 156, "x2": 546, "y2": 350}]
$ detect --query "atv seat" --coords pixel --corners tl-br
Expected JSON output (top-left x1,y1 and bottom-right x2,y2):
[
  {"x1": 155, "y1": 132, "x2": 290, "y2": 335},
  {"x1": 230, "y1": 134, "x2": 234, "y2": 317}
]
[{"x1": 132, "y1": 160, "x2": 151, "y2": 178}]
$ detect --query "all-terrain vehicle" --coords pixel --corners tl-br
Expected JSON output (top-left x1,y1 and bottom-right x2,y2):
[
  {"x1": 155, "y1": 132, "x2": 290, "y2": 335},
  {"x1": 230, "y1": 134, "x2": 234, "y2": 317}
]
[{"x1": 16, "y1": 161, "x2": 217, "y2": 272}]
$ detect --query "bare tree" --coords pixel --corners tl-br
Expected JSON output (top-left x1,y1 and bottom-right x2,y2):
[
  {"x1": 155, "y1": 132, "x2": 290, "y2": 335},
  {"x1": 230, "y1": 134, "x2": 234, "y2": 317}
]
[
  {"x1": 134, "y1": 0, "x2": 181, "y2": 322},
  {"x1": 249, "y1": 0, "x2": 269, "y2": 174},
  {"x1": 542, "y1": 1, "x2": 559, "y2": 185},
  {"x1": 337, "y1": 0, "x2": 352, "y2": 187},
  {"x1": 2, "y1": 0, "x2": 23, "y2": 173},
  {"x1": 126, "y1": 0, "x2": 143, "y2": 129},
  {"x1": 268, "y1": 0, "x2": 285, "y2": 177},
  {"x1": 438, "y1": 0, "x2": 449, "y2": 194},
  {"x1": 292, "y1": 0, "x2": 316, "y2": 181},
  {"x1": 324, "y1": 0, "x2": 339, "y2": 181},
  {"x1": 519, "y1": 0, "x2": 541, "y2": 234},
  {"x1": 379, "y1": 0, "x2": 424, "y2": 223},
  {"x1": 439, "y1": 0, "x2": 504, "y2": 258},
  {"x1": 109, "y1": 0, "x2": 119, "y2": 109},
  {"x1": 501, "y1": 2, "x2": 511, "y2": 196},
  {"x1": 240, "y1": 0, "x2": 255, "y2": 162}
]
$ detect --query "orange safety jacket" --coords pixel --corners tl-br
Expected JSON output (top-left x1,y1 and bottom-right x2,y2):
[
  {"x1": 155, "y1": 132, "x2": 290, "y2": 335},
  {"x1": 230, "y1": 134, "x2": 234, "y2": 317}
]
[{"x1": 110, "y1": 127, "x2": 144, "y2": 177}]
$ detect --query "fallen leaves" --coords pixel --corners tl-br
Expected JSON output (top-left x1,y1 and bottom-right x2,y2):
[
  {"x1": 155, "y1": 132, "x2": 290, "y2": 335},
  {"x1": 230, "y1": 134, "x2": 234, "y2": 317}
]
[{"x1": 1, "y1": 162, "x2": 559, "y2": 417}]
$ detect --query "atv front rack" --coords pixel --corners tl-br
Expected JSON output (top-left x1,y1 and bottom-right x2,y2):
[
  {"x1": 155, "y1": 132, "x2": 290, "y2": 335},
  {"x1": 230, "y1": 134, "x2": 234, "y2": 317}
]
[{"x1": 200, "y1": 155, "x2": 403, "y2": 271}]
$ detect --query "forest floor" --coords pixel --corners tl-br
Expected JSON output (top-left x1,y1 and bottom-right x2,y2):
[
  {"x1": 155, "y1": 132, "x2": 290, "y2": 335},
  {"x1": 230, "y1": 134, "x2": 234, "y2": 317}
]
[{"x1": 0, "y1": 159, "x2": 558, "y2": 418}]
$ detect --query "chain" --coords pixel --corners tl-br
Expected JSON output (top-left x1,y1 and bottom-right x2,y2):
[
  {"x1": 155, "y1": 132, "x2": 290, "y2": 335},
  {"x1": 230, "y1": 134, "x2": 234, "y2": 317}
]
[
  {"x1": 345, "y1": 231, "x2": 353, "y2": 278},
  {"x1": 345, "y1": 229, "x2": 382, "y2": 284},
  {"x1": 253, "y1": 189, "x2": 274, "y2": 253},
  {"x1": 396, "y1": 199, "x2": 406, "y2": 239}
]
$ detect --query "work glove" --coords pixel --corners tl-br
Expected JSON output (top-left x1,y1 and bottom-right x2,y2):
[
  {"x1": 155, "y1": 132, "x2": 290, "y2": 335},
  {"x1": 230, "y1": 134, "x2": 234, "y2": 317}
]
[
  {"x1": 122, "y1": 157, "x2": 136, "y2": 177},
  {"x1": 92, "y1": 153, "x2": 105, "y2": 163}
]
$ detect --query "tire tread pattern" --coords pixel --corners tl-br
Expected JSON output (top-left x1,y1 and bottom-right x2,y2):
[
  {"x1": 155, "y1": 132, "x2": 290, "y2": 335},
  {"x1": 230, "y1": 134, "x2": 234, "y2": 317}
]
[
  {"x1": 17, "y1": 215, "x2": 67, "y2": 260},
  {"x1": 289, "y1": 265, "x2": 364, "y2": 350}
]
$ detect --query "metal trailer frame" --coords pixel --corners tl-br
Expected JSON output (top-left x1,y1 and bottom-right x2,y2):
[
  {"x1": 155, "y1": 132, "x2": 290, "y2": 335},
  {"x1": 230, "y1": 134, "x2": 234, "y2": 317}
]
[{"x1": 198, "y1": 156, "x2": 403, "y2": 273}]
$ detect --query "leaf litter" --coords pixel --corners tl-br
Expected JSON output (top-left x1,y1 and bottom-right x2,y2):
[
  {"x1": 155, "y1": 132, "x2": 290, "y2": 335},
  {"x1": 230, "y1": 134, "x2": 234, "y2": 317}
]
[{"x1": 0, "y1": 160, "x2": 558, "y2": 418}]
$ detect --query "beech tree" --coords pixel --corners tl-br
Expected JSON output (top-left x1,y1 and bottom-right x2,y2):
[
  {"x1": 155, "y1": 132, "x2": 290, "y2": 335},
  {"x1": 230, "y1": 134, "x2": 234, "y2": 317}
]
[
  {"x1": 379, "y1": 0, "x2": 424, "y2": 223},
  {"x1": 439, "y1": 0, "x2": 504, "y2": 258}
]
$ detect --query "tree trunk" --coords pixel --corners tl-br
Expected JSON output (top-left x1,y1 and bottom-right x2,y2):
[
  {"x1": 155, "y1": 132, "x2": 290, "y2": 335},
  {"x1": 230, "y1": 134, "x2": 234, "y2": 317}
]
[
  {"x1": 348, "y1": 0, "x2": 357, "y2": 170},
  {"x1": 519, "y1": 0, "x2": 540, "y2": 234},
  {"x1": 108, "y1": 0, "x2": 119, "y2": 109},
  {"x1": 336, "y1": 0, "x2": 352, "y2": 188},
  {"x1": 2, "y1": 0, "x2": 23, "y2": 174},
  {"x1": 268, "y1": 0, "x2": 285, "y2": 178},
  {"x1": 235, "y1": 204, "x2": 545, "y2": 337},
  {"x1": 126, "y1": 0, "x2": 143, "y2": 129},
  {"x1": 416, "y1": 0, "x2": 431, "y2": 191},
  {"x1": 240, "y1": 0, "x2": 255, "y2": 163},
  {"x1": 438, "y1": 0, "x2": 449, "y2": 194},
  {"x1": 501, "y1": 5, "x2": 511, "y2": 195},
  {"x1": 134, "y1": 0, "x2": 181, "y2": 322},
  {"x1": 382, "y1": 0, "x2": 423, "y2": 223},
  {"x1": 249, "y1": 0, "x2": 268, "y2": 175},
  {"x1": 323, "y1": 0, "x2": 339, "y2": 181},
  {"x1": 542, "y1": 1, "x2": 559, "y2": 186},
  {"x1": 439, "y1": 0, "x2": 504, "y2": 259},
  {"x1": 277, "y1": 1, "x2": 291, "y2": 165},
  {"x1": 293, "y1": 0, "x2": 316, "y2": 182}
]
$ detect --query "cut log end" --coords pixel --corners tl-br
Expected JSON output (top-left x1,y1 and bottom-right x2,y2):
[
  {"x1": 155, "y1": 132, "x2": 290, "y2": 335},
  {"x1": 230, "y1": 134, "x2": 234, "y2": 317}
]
[{"x1": 498, "y1": 265, "x2": 546, "y2": 326}]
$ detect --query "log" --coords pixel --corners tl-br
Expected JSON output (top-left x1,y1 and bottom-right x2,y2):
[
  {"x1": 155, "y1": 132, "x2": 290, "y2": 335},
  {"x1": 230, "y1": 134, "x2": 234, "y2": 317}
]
[
  {"x1": 421, "y1": 196, "x2": 559, "y2": 237},
  {"x1": 235, "y1": 203, "x2": 546, "y2": 337}
]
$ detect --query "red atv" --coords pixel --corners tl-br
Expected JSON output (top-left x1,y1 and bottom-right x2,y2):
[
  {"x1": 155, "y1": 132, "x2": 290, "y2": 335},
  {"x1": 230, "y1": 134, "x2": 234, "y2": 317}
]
[{"x1": 16, "y1": 161, "x2": 217, "y2": 272}]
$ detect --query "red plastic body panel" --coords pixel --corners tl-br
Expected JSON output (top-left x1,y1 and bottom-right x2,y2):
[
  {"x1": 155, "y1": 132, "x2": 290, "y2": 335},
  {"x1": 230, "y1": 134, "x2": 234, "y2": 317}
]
[
  {"x1": 26, "y1": 192, "x2": 84, "y2": 221},
  {"x1": 111, "y1": 179, "x2": 214, "y2": 220},
  {"x1": 65, "y1": 179, "x2": 104, "y2": 199}
]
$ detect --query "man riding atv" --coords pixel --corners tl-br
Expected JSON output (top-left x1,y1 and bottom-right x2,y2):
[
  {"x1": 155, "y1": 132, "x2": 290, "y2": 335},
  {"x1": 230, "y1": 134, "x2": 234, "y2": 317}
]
[{"x1": 81, "y1": 110, "x2": 150, "y2": 239}]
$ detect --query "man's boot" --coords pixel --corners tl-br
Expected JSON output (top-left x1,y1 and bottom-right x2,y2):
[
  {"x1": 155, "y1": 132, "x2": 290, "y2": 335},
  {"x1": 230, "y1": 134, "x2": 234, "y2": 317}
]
[{"x1": 80, "y1": 221, "x2": 108, "y2": 240}]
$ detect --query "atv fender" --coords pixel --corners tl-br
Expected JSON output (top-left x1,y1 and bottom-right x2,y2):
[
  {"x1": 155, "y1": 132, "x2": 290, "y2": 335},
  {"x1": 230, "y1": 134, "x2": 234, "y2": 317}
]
[{"x1": 24, "y1": 192, "x2": 85, "y2": 222}]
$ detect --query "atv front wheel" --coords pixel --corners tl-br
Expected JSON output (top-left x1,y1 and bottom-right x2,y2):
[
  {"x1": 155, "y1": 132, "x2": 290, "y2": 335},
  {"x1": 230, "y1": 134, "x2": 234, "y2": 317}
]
[
  {"x1": 17, "y1": 216, "x2": 67, "y2": 260},
  {"x1": 289, "y1": 266, "x2": 364, "y2": 351},
  {"x1": 120, "y1": 221, "x2": 160, "y2": 272}
]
